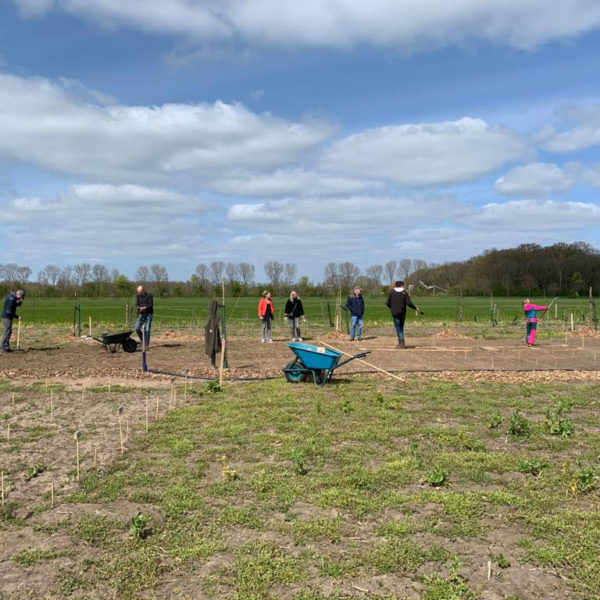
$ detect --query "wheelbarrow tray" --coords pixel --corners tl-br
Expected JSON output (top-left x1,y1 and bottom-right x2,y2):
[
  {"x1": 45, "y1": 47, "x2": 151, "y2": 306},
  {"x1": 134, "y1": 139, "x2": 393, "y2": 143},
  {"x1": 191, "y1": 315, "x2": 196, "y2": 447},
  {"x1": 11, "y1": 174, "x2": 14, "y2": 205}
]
[
  {"x1": 288, "y1": 342, "x2": 342, "y2": 370},
  {"x1": 94, "y1": 331, "x2": 138, "y2": 353},
  {"x1": 283, "y1": 342, "x2": 370, "y2": 385}
]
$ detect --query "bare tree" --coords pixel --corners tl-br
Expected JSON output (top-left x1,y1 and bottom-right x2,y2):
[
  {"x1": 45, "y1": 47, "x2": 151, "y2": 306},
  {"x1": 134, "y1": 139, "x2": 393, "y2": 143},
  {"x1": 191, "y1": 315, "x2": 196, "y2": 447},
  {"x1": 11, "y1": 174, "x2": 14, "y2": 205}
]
[
  {"x1": 365, "y1": 264, "x2": 383, "y2": 287},
  {"x1": 92, "y1": 264, "x2": 110, "y2": 283},
  {"x1": 338, "y1": 262, "x2": 360, "y2": 292},
  {"x1": 264, "y1": 261, "x2": 284, "y2": 291},
  {"x1": 237, "y1": 262, "x2": 255, "y2": 287},
  {"x1": 39, "y1": 264, "x2": 61, "y2": 286},
  {"x1": 210, "y1": 261, "x2": 225, "y2": 285},
  {"x1": 16, "y1": 265, "x2": 32, "y2": 283},
  {"x1": 398, "y1": 259, "x2": 413, "y2": 282},
  {"x1": 225, "y1": 262, "x2": 237, "y2": 284},
  {"x1": 150, "y1": 264, "x2": 168, "y2": 283},
  {"x1": 194, "y1": 264, "x2": 209, "y2": 285},
  {"x1": 323, "y1": 262, "x2": 339, "y2": 291},
  {"x1": 58, "y1": 266, "x2": 74, "y2": 295},
  {"x1": 283, "y1": 263, "x2": 297, "y2": 287},
  {"x1": 0, "y1": 263, "x2": 20, "y2": 284},
  {"x1": 412, "y1": 259, "x2": 427, "y2": 273},
  {"x1": 135, "y1": 265, "x2": 150, "y2": 284},
  {"x1": 384, "y1": 260, "x2": 397, "y2": 284},
  {"x1": 73, "y1": 263, "x2": 92, "y2": 285},
  {"x1": 111, "y1": 269, "x2": 121, "y2": 282}
]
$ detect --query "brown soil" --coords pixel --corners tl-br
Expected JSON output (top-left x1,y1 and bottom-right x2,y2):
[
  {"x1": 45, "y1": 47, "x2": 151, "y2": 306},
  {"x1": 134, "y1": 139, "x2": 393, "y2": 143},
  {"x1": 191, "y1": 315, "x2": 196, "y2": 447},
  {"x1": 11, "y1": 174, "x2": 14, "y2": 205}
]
[{"x1": 1, "y1": 329, "x2": 599, "y2": 599}]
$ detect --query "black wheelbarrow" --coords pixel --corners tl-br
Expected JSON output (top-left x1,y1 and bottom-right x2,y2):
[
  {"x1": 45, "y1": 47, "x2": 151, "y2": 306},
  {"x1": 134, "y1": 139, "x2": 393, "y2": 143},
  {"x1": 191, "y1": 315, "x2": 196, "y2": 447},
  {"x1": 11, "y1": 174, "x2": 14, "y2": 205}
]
[
  {"x1": 93, "y1": 331, "x2": 138, "y2": 353},
  {"x1": 282, "y1": 342, "x2": 370, "y2": 386}
]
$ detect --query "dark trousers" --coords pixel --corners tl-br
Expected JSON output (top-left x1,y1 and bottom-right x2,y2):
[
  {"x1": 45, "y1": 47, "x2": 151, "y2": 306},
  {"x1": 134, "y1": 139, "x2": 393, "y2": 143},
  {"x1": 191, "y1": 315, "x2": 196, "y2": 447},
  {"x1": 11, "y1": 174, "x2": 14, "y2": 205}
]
[
  {"x1": 2, "y1": 317, "x2": 13, "y2": 350},
  {"x1": 392, "y1": 313, "x2": 406, "y2": 340}
]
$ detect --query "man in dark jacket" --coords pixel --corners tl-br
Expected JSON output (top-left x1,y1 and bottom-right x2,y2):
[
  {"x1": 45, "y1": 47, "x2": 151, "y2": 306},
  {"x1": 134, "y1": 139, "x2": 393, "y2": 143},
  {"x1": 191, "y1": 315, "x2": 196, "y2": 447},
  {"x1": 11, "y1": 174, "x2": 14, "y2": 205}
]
[
  {"x1": 345, "y1": 286, "x2": 365, "y2": 341},
  {"x1": 1, "y1": 289, "x2": 25, "y2": 353},
  {"x1": 135, "y1": 285, "x2": 154, "y2": 347},
  {"x1": 385, "y1": 281, "x2": 418, "y2": 349}
]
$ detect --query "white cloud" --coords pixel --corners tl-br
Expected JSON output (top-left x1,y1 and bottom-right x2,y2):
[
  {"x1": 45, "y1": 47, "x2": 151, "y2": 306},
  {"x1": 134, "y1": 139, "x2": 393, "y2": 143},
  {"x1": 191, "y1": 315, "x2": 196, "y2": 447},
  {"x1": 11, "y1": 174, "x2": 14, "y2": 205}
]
[
  {"x1": 212, "y1": 169, "x2": 383, "y2": 198},
  {"x1": 495, "y1": 162, "x2": 575, "y2": 196},
  {"x1": 12, "y1": 1, "x2": 600, "y2": 50},
  {"x1": 0, "y1": 184, "x2": 214, "y2": 261},
  {"x1": 320, "y1": 118, "x2": 532, "y2": 186},
  {"x1": 473, "y1": 199, "x2": 600, "y2": 230},
  {"x1": 537, "y1": 104, "x2": 600, "y2": 152},
  {"x1": 0, "y1": 72, "x2": 332, "y2": 187}
]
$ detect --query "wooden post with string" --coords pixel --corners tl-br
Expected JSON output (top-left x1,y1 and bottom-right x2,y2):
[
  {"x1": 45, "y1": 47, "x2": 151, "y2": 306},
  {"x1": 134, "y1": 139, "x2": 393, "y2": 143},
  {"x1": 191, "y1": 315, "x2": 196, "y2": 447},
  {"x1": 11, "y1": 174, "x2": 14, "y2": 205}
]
[
  {"x1": 16, "y1": 318, "x2": 21, "y2": 350},
  {"x1": 219, "y1": 280, "x2": 226, "y2": 387}
]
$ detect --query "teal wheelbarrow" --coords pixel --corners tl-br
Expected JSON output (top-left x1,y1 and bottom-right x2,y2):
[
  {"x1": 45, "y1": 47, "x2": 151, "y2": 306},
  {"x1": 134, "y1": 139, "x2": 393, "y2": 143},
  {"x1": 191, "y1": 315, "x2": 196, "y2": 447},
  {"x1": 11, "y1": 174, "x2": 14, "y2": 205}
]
[{"x1": 282, "y1": 342, "x2": 370, "y2": 386}]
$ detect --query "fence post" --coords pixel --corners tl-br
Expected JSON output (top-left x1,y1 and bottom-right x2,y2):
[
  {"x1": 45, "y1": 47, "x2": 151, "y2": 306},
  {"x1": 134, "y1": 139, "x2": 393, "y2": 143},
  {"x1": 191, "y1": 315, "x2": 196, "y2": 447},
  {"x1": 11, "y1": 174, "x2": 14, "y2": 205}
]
[{"x1": 126, "y1": 302, "x2": 130, "y2": 328}]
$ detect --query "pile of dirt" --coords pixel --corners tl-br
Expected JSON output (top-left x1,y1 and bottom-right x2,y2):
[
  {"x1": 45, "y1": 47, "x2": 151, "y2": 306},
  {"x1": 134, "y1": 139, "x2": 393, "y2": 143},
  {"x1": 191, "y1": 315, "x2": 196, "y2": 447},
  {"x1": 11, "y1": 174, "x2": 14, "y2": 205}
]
[
  {"x1": 431, "y1": 328, "x2": 469, "y2": 339},
  {"x1": 568, "y1": 326, "x2": 600, "y2": 337}
]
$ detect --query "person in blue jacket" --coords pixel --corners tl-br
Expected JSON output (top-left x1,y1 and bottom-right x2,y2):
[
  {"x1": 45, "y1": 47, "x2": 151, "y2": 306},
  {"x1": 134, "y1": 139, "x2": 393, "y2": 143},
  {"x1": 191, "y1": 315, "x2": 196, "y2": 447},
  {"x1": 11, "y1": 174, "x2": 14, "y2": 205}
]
[
  {"x1": 1, "y1": 289, "x2": 25, "y2": 353},
  {"x1": 345, "y1": 286, "x2": 365, "y2": 341}
]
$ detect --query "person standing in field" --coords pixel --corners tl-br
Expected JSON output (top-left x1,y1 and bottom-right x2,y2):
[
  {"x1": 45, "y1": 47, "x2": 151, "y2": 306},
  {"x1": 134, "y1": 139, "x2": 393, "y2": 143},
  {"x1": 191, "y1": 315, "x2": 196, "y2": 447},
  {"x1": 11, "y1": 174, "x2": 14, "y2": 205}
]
[
  {"x1": 1, "y1": 289, "x2": 25, "y2": 353},
  {"x1": 385, "y1": 280, "x2": 419, "y2": 349},
  {"x1": 284, "y1": 290, "x2": 305, "y2": 341},
  {"x1": 345, "y1": 286, "x2": 365, "y2": 341},
  {"x1": 258, "y1": 290, "x2": 274, "y2": 343},
  {"x1": 135, "y1": 285, "x2": 154, "y2": 348},
  {"x1": 522, "y1": 299, "x2": 547, "y2": 347}
]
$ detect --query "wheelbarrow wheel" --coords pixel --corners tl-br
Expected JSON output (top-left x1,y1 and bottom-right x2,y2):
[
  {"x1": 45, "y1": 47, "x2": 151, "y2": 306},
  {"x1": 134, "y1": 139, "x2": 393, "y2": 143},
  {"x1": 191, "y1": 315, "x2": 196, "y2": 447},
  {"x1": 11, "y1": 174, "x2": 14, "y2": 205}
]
[
  {"x1": 122, "y1": 337, "x2": 138, "y2": 353},
  {"x1": 284, "y1": 366, "x2": 305, "y2": 383}
]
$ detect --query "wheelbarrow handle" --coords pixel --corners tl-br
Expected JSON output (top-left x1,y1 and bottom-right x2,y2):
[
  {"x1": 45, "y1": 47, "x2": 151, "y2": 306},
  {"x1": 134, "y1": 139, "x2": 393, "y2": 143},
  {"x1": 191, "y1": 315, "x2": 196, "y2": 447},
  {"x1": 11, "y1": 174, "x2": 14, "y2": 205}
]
[{"x1": 336, "y1": 350, "x2": 371, "y2": 368}]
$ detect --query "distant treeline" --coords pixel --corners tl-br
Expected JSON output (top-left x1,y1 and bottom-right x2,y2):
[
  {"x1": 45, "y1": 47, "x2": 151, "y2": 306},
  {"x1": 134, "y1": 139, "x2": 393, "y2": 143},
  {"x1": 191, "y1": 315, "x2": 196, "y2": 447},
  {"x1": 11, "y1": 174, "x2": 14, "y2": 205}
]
[
  {"x1": 1, "y1": 242, "x2": 599, "y2": 298},
  {"x1": 413, "y1": 242, "x2": 600, "y2": 297}
]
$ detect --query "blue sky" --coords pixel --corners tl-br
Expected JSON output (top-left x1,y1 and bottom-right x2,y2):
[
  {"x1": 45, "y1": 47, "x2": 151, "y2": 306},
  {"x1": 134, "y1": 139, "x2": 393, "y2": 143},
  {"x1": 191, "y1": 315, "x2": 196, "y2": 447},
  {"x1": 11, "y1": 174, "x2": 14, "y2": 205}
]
[{"x1": 2, "y1": 1, "x2": 600, "y2": 283}]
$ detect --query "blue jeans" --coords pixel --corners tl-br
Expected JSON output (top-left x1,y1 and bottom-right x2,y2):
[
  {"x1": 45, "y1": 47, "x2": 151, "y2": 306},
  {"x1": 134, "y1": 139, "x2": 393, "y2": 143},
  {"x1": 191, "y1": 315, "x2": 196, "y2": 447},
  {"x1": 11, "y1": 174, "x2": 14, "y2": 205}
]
[
  {"x1": 135, "y1": 313, "x2": 152, "y2": 347},
  {"x1": 350, "y1": 315, "x2": 363, "y2": 340},
  {"x1": 392, "y1": 314, "x2": 406, "y2": 340},
  {"x1": 261, "y1": 316, "x2": 272, "y2": 341},
  {"x1": 1, "y1": 317, "x2": 13, "y2": 350}
]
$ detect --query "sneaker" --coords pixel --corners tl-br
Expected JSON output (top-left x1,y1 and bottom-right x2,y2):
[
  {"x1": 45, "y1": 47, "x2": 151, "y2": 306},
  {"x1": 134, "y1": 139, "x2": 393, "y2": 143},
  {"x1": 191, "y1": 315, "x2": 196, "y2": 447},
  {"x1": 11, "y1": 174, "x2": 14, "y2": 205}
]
[
  {"x1": 267, "y1": 339, "x2": 273, "y2": 343},
  {"x1": 261, "y1": 339, "x2": 265, "y2": 343},
  {"x1": 349, "y1": 337, "x2": 354, "y2": 341},
  {"x1": 297, "y1": 337, "x2": 303, "y2": 342}
]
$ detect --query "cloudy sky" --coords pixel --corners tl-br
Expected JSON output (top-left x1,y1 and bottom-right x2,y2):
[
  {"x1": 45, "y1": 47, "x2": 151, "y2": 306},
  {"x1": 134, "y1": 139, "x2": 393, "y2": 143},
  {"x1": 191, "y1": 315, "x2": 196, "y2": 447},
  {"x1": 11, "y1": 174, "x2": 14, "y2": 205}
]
[{"x1": 2, "y1": 1, "x2": 600, "y2": 282}]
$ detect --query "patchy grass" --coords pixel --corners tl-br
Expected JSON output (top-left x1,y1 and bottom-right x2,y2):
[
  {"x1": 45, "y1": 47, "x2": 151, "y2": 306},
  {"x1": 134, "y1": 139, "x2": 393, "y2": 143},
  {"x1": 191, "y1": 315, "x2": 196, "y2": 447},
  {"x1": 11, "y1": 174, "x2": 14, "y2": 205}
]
[{"x1": 2, "y1": 377, "x2": 600, "y2": 599}]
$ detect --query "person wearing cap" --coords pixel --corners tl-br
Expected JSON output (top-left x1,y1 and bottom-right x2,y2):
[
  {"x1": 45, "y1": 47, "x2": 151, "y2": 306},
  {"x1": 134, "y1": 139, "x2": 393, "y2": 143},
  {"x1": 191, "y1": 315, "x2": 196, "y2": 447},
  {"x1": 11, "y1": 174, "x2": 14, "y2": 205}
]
[
  {"x1": 1, "y1": 289, "x2": 25, "y2": 353},
  {"x1": 385, "y1": 280, "x2": 418, "y2": 349},
  {"x1": 345, "y1": 286, "x2": 365, "y2": 341}
]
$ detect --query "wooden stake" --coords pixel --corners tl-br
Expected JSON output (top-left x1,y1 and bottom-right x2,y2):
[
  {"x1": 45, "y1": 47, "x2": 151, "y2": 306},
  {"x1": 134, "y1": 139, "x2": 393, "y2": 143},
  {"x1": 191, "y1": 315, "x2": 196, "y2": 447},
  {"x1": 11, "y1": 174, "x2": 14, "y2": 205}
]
[
  {"x1": 318, "y1": 341, "x2": 406, "y2": 382},
  {"x1": 155, "y1": 396, "x2": 159, "y2": 421},
  {"x1": 118, "y1": 406, "x2": 124, "y2": 454},
  {"x1": 88, "y1": 316, "x2": 92, "y2": 337},
  {"x1": 50, "y1": 481, "x2": 54, "y2": 508},
  {"x1": 94, "y1": 447, "x2": 98, "y2": 468},
  {"x1": 1, "y1": 470, "x2": 4, "y2": 505},
  {"x1": 50, "y1": 390, "x2": 54, "y2": 421},
  {"x1": 570, "y1": 313, "x2": 574, "y2": 331},
  {"x1": 74, "y1": 430, "x2": 81, "y2": 481},
  {"x1": 6, "y1": 424, "x2": 10, "y2": 441},
  {"x1": 11, "y1": 393, "x2": 15, "y2": 407},
  {"x1": 108, "y1": 378, "x2": 111, "y2": 393},
  {"x1": 145, "y1": 392, "x2": 149, "y2": 432},
  {"x1": 16, "y1": 318, "x2": 21, "y2": 350}
]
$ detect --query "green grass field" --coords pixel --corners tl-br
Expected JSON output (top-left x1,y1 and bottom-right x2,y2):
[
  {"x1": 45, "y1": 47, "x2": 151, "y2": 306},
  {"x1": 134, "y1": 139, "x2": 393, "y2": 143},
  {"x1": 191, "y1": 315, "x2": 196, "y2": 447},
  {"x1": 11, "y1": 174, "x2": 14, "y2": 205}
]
[
  {"x1": 3, "y1": 377, "x2": 599, "y2": 598},
  {"x1": 19, "y1": 295, "x2": 597, "y2": 331}
]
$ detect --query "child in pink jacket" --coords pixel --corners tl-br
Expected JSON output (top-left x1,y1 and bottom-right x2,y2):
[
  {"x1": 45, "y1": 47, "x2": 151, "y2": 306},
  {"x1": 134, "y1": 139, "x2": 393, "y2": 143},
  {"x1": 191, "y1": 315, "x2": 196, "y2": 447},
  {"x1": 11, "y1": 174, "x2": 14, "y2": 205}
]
[{"x1": 522, "y1": 299, "x2": 547, "y2": 346}]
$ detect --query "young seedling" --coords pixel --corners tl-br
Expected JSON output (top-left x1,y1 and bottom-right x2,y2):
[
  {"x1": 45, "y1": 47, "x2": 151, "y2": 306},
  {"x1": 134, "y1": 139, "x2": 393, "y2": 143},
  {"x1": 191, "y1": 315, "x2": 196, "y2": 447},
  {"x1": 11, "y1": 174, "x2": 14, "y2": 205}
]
[
  {"x1": 508, "y1": 411, "x2": 531, "y2": 438},
  {"x1": 219, "y1": 455, "x2": 238, "y2": 481},
  {"x1": 129, "y1": 512, "x2": 152, "y2": 540},
  {"x1": 517, "y1": 458, "x2": 549, "y2": 477},
  {"x1": 488, "y1": 411, "x2": 503, "y2": 429},
  {"x1": 206, "y1": 380, "x2": 222, "y2": 393},
  {"x1": 290, "y1": 449, "x2": 308, "y2": 475},
  {"x1": 545, "y1": 402, "x2": 574, "y2": 438},
  {"x1": 427, "y1": 466, "x2": 448, "y2": 487}
]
